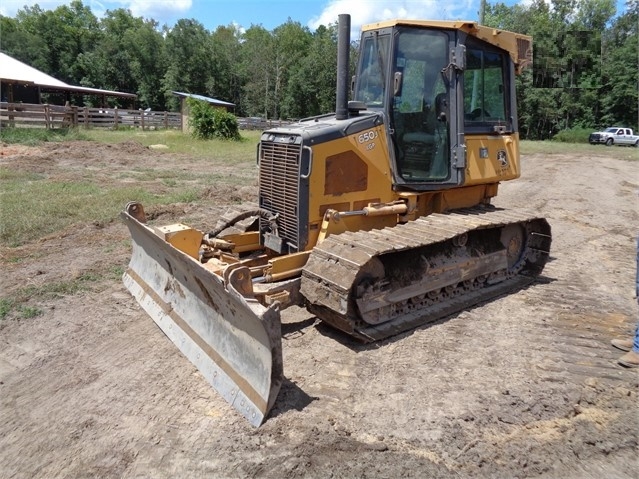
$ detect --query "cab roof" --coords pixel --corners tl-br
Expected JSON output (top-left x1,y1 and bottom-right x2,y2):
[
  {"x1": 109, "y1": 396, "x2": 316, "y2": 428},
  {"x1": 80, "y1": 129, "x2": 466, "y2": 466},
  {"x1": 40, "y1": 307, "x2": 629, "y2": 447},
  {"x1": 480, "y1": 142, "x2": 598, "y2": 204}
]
[{"x1": 361, "y1": 19, "x2": 532, "y2": 73}]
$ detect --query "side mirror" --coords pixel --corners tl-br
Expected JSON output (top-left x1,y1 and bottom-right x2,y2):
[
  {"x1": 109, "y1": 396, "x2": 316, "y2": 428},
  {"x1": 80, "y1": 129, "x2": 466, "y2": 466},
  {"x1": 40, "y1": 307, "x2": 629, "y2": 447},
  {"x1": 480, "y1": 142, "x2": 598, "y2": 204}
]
[
  {"x1": 452, "y1": 45, "x2": 466, "y2": 71},
  {"x1": 393, "y1": 71, "x2": 403, "y2": 97}
]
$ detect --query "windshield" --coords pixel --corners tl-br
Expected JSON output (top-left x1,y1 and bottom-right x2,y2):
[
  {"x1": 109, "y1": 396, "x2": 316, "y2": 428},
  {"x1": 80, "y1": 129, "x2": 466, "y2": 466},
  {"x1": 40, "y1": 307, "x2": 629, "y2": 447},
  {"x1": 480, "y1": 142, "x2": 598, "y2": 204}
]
[{"x1": 605, "y1": 128, "x2": 618, "y2": 132}]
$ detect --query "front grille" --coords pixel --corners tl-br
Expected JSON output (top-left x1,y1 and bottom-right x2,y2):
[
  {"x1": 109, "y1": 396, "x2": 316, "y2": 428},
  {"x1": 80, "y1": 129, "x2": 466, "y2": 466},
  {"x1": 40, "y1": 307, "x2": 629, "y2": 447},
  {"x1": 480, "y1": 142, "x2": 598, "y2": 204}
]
[{"x1": 259, "y1": 134, "x2": 303, "y2": 251}]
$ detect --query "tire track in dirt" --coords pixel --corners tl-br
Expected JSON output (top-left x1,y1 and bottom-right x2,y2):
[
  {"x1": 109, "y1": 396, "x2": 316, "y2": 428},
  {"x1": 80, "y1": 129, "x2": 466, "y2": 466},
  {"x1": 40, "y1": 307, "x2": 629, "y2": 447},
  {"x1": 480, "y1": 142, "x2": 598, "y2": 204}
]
[{"x1": 1, "y1": 144, "x2": 638, "y2": 478}]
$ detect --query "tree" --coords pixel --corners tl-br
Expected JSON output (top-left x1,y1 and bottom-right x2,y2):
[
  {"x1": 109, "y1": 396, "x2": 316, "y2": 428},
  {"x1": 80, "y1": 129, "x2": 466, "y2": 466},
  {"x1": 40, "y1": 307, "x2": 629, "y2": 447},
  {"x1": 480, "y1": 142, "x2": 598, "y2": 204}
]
[
  {"x1": 97, "y1": 9, "x2": 166, "y2": 108},
  {"x1": 125, "y1": 20, "x2": 167, "y2": 109},
  {"x1": 0, "y1": 15, "x2": 50, "y2": 72},
  {"x1": 15, "y1": 0, "x2": 101, "y2": 84},
  {"x1": 18, "y1": 0, "x2": 632, "y2": 132},
  {"x1": 484, "y1": 0, "x2": 624, "y2": 138},
  {"x1": 600, "y1": 1, "x2": 638, "y2": 128},
  {"x1": 240, "y1": 25, "x2": 275, "y2": 118},
  {"x1": 271, "y1": 19, "x2": 312, "y2": 119},
  {"x1": 282, "y1": 24, "x2": 339, "y2": 118},
  {"x1": 210, "y1": 25, "x2": 243, "y2": 112},
  {"x1": 163, "y1": 19, "x2": 215, "y2": 111}
]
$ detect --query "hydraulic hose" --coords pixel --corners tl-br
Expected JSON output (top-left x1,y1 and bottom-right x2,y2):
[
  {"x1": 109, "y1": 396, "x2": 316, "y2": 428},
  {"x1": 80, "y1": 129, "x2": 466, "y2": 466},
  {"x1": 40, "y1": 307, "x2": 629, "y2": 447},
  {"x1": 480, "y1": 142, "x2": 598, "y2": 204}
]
[{"x1": 206, "y1": 208, "x2": 274, "y2": 239}]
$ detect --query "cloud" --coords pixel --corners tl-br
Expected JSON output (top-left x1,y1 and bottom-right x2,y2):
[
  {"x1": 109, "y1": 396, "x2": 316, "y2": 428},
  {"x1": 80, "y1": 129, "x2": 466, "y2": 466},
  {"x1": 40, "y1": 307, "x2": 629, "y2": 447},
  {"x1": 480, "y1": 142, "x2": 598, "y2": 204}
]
[
  {"x1": 308, "y1": 0, "x2": 476, "y2": 33},
  {"x1": 124, "y1": 0, "x2": 192, "y2": 17},
  {"x1": 0, "y1": 0, "x2": 192, "y2": 19},
  {"x1": 0, "y1": 0, "x2": 67, "y2": 17}
]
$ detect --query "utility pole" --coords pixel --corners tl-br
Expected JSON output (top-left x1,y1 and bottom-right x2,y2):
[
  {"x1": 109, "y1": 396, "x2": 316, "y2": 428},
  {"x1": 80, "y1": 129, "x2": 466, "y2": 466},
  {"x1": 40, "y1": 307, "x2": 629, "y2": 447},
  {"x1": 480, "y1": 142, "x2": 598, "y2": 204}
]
[{"x1": 480, "y1": 0, "x2": 486, "y2": 23}]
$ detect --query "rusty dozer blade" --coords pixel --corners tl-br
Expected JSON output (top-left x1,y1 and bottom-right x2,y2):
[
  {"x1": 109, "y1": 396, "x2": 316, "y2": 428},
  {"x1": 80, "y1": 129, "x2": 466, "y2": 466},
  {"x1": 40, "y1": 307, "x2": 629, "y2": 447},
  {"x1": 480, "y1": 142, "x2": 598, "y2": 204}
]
[{"x1": 121, "y1": 202, "x2": 283, "y2": 427}]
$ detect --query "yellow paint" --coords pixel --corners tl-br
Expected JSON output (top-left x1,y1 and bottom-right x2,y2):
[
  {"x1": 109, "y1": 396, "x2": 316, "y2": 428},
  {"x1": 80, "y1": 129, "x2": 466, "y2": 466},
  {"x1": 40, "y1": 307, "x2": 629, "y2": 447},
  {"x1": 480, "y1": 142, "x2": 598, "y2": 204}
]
[
  {"x1": 267, "y1": 251, "x2": 311, "y2": 276},
  {"x1": 304, "y1": 125, "x2": 507, "y2": 249},
  {"x1": 361, "y1": 20, "x2": 531, "y2": 72},
  {"x1": 308, "y1": 124, "x2": 394, "y2": 228},
  {"x1": 465, "y1": 133, "x2": 521, "y2": 185},
  {"x1": 158, "y1": 224, "x2": 203, "y2": 259},
  {"x1": 218, "y1": 231, "x2": 261, "y2": 253}
]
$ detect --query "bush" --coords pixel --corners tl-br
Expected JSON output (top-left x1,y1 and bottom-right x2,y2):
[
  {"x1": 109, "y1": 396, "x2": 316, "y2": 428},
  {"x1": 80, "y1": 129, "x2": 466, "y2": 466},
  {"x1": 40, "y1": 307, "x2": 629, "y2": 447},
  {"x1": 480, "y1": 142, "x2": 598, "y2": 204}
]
[
  {"x1": 187, "y1": 98, "x2": 240, "y2": 140},
  {"x1": 552, "y1": 127, "x2": 592, "y2": 143}
]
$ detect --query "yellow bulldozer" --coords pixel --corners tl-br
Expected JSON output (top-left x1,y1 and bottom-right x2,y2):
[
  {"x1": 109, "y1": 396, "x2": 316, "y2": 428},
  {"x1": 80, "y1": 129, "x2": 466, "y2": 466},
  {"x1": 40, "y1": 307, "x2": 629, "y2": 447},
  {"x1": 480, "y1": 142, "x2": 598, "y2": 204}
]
[{"x1": 121, "y1": 15, "x2": 551, "y2": 426}]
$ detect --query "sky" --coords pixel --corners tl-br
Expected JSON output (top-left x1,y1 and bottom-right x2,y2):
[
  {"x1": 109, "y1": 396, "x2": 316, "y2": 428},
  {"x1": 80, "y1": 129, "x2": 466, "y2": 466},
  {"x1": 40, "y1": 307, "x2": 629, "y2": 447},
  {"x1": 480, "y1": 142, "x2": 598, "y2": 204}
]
[{"x1": 0, "y1": 0, "x2": 630, "y2": 34}]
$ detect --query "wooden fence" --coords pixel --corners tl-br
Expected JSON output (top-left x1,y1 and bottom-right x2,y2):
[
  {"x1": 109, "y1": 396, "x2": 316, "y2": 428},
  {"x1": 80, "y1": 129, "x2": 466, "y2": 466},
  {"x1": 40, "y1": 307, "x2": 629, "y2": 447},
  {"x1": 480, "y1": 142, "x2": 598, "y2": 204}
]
[
  {"x1": 0, "y1": 102, "x2": 182, "y2": 130},
  {"x1": 0, "y1": 102, "x2": 296, "y2": 132},
  {"x1": 238, "y1": 117, "x2": 293, "y2": 130}
]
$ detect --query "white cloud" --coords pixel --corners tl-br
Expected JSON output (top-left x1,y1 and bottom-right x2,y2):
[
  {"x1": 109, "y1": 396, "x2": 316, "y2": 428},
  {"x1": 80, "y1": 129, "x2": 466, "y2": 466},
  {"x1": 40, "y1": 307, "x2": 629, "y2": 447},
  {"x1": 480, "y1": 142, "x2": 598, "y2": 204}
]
[
  {"x1": 308, "y1": 0, "x2": 476, "y2": 34},
  {"x1": 122, "y1": 0, "x2": 192, "y2": 18},
  {"x1": 0, "y1": 0, "x2": 192, "y2": 19},
  {"x1": 0, "y1": 0, "x2": 67, "y2": 17}
]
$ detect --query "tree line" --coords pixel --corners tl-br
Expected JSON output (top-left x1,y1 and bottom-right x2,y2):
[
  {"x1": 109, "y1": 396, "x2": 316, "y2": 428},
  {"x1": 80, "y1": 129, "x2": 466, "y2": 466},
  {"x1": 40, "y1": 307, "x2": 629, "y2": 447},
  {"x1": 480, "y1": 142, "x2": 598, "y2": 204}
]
[
  {"x1": 485, "y1": 0, "x2": 638, "y2": 139},
  {"x1": 1, "y1": 0, "x2": 637, "y2": 140},
  {"x1": 0, "y1": 0, "x2": 342, "y2": 120}
]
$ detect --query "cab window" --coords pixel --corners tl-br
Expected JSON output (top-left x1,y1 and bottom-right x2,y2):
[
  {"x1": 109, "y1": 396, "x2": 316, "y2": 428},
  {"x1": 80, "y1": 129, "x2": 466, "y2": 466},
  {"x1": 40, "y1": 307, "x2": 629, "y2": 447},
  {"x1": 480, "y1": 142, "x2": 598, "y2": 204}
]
[
  {"x1": 464, "y1": 49, "x2": 508, "y2": 128},
  {"x1": 355, "y1": 35, "x2": 390, "y2": 108}
]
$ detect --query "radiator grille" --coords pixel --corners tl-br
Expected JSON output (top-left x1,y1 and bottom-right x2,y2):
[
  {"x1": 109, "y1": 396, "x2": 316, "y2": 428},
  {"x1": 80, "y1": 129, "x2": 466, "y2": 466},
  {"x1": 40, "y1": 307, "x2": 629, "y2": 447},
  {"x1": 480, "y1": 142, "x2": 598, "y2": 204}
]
[{"x1": 259, "y1": 136, "x2": 302, "y2": 250}]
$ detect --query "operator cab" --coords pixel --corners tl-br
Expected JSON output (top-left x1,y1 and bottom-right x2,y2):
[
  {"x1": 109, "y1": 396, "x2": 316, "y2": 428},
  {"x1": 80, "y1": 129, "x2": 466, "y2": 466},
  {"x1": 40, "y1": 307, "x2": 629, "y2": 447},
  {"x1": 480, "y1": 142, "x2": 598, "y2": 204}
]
[{"x1": 353, "y1": 22, "x2": 519, "y2": 191}]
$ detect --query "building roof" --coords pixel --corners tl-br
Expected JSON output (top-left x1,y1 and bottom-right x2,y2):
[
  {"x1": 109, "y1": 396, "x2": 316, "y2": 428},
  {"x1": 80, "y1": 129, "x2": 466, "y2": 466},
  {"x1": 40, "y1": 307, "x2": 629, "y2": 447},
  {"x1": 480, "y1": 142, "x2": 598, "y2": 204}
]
[
  {"x1": 172, "y1": 91, "x2": 235, "y2": 107},
  {"x1": 0, "y1": 52, "x2": 137, "y2": 99}
]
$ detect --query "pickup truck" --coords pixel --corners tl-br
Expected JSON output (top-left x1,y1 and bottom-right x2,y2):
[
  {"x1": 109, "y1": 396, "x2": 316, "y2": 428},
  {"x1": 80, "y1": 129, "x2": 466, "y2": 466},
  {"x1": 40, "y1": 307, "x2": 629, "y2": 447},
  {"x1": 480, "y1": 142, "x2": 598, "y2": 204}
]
[{"x1": 589, "y1": 127, "x2": 639, "y2": 146}]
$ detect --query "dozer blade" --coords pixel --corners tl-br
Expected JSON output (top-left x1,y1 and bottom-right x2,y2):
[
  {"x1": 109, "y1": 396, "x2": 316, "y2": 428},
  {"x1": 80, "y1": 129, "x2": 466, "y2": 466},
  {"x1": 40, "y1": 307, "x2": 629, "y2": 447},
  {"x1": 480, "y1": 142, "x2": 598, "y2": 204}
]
[{"x1": 121, "y1": 203, "x2": 283, "y2": 427}]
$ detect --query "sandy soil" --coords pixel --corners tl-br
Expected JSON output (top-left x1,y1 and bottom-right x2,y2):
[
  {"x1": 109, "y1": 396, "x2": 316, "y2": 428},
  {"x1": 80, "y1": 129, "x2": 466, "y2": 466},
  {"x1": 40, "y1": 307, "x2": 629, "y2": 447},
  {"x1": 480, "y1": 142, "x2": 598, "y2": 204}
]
[{"x1": 1, "y1": 141, "x2": 638, "y2": 479}]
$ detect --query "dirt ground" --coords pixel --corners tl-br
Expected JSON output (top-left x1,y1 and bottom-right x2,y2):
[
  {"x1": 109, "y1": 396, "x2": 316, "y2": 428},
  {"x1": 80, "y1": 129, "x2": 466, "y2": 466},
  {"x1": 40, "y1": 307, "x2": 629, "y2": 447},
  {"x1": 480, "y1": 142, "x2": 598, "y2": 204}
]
[{"x1": 1, "y1": 140, "x2": 638, "y2": 479}]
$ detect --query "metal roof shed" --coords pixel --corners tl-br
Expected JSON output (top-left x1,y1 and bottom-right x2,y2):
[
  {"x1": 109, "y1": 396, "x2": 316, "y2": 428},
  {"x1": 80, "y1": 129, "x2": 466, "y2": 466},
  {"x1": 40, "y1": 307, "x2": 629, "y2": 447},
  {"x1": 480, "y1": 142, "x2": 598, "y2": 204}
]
[
  {"x1": 172, "y1": 91, "x2": 236, "y2": 132},
  {"x1": 0, "y1": 52, "x2": 137, "y2": 105},
  {"x1": 172, "y1": 91, "x2": 235, "y2": 109}
]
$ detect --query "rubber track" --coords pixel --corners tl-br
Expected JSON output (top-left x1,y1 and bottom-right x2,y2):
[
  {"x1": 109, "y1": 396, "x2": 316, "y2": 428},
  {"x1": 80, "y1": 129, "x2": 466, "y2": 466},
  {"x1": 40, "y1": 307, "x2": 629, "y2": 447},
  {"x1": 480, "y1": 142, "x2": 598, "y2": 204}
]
[{"x1": 301, "y1": 207, "x2": 551, "y2": 341}]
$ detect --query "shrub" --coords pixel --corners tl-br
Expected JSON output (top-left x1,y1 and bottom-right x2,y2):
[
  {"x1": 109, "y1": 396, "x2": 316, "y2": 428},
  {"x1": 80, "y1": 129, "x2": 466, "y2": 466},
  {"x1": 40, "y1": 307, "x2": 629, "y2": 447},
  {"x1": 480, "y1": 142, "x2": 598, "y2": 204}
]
[
  {"x1": 187, "y1": 98, "x2": 240, "y2": 140},
  {"x1": 552, "y1": 127, "x2": 592, "y2": 143},
  {"x1": 212, "y1": 109, "x2": 241, "y2": 140}
]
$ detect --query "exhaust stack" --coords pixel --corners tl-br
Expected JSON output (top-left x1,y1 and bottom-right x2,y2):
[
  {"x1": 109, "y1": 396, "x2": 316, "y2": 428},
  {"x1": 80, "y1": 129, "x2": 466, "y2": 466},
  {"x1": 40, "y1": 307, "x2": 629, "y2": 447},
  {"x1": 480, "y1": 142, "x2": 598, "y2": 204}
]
[{"x1": 335, "y1": 14, "x2": 351, "y2": 121}]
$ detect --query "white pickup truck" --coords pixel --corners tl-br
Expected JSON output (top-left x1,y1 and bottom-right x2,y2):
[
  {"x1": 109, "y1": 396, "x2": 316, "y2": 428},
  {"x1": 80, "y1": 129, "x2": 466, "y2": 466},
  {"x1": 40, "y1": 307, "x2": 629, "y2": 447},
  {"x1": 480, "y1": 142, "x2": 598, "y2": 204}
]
[{"x1": 589, "y1": 127, "x2": 639, "y2": 146}]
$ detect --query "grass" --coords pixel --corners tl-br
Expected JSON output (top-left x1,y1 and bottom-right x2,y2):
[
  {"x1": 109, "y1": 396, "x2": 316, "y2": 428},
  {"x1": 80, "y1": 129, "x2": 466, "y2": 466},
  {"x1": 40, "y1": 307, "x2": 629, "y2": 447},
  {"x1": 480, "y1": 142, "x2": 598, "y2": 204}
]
[
  {"x1": 82, "y1": 128, "x2": 262, "y2": 163},
  {"x1": 0, "y1": 171, "x2": 201, "y2": 246},
  {"x1": 0, "y1": 127, "x2": 263, "y2": 246},
  {"x1": 520, "y1": 140, "x2": 638, "y2": 160},
  {"x1": 1, "y1": 127, "x2": 634, "y2": 247},
  {"x1": 0, "y1": 273, "x2": 100, "y2": 321},
  {"x1": 0, "y1": 126, "x2": 263, "y2": 320},
  {"x1": 0, "y1": 125, "x2": 261, "y2": 163},
  {"x1": 0, "y1": 127, "x2": 88, "y2": 145}
]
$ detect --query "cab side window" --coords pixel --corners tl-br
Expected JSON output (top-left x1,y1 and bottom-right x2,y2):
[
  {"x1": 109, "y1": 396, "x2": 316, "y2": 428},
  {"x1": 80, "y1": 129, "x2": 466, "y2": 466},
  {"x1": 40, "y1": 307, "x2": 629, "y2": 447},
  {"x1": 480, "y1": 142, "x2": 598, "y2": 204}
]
[
  {"x1": 464, "y1": 49, "x2": 508, "y2": 128},
  {"x1": 355, "y1": 35, "x2": 390, "y2": 108}
]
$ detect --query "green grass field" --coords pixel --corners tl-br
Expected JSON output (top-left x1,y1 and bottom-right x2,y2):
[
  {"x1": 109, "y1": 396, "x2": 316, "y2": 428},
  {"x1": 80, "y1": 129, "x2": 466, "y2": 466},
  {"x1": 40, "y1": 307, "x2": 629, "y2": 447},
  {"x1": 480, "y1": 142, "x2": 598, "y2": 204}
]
[
  {"x1": 0, "y1": 129, "x2": 262, "y2": 247},
  {"x1": 0, "y1": 127, "x2": 262, "y2": 161}
]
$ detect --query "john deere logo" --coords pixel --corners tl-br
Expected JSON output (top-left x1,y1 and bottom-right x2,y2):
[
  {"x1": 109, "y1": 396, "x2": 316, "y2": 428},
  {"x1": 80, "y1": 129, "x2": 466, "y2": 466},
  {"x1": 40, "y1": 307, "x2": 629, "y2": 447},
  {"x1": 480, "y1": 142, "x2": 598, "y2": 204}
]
[{"x1": 497, "y1": 150, "x2": 508, "y2": 168}]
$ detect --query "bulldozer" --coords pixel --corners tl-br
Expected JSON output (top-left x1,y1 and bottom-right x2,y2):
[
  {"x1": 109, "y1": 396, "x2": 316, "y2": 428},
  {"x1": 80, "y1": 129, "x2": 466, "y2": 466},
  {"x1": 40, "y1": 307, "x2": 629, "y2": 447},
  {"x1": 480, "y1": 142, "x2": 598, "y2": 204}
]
[{"x1": 121, "y1": 15, "x2": 551, "y2": 426}]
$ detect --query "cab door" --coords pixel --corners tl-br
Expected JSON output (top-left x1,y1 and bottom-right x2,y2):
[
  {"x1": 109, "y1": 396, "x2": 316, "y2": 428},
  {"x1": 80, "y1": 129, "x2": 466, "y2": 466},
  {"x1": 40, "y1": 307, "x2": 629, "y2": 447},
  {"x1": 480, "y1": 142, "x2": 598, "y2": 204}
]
[{"x1": 388, "y1": 27, "x2": 464, "y2": 190}]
